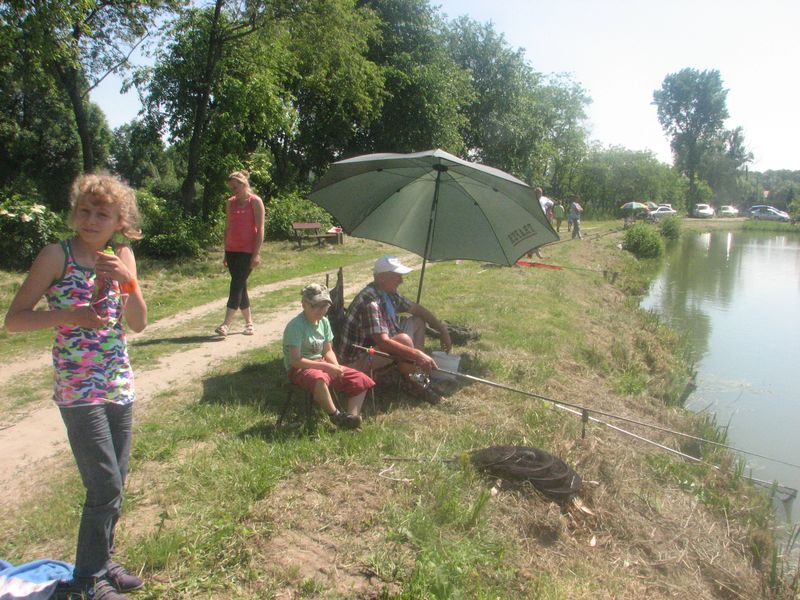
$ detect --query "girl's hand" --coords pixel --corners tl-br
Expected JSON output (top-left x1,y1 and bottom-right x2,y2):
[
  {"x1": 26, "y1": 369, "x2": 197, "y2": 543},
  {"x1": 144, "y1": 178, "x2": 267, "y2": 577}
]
[
  {"x1": 74, "y1": 305, "x2": 110, "y2": 329},
  {"x1": 250, "y1": 254, "x2": 261, "y2": 269},
  {"x1": 95, "y1": 251, "x2": 133, "y2": 283},
  {"x1": 223, "y1": 257, "x2": 228, "y2": 268}
]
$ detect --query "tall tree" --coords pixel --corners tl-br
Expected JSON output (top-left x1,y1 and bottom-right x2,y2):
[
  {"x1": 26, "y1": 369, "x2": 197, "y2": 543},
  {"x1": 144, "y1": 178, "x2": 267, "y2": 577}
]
[
  {"x1": 351, "y1": 0, "x2": 471, "y2": 155},
  {"x1": 268, "y1": 0, "x2": 384, "y2": 187},
  {"x1": 4, "y1": 0, "x2": 180, "y2": 174},
  {"x1": 144, "y1": 3, "x2": 293, "y2": 215},
  {"x1": 698, "y1": 126, "x2": 752, "y2": 204},
  {"x1": 145, "y1": 0, "x2": 383, "y2": 215},
  {"x1": 445, "y1": 17, "x2": 588, "y2": 189},
  {"x1": 653, "y1": 68, "x2": 729, "y2": 211}
]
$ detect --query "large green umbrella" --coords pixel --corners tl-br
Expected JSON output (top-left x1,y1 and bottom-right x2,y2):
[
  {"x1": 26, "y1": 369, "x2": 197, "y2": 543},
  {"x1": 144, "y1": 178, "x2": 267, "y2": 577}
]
[{"x1": 309, "y1": 149, "x2": 559, "y2": 302}]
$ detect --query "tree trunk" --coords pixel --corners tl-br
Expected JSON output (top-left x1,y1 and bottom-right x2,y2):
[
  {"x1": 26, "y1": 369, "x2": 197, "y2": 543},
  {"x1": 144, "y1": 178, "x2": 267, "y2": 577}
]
[
  {"x1": 56, "y1": 64, "x2": 94, "y2": 173},
  {"x1": 180, "y1": 0, "x2": 225, "y2": 216}
]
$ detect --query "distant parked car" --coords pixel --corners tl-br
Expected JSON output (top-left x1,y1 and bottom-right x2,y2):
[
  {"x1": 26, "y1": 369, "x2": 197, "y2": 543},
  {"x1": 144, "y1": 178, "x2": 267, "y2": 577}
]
[
  {"x1": 693, "y1": 204, "x2": 715, "y2": 218},
  {"x1": 657, "y1": 203, "x2": 674, "y2": 210},
  {"x1": 719, "y1": 205, "x2": 739, "y2": 217},
  {"x1": 750, "y1": 206, "x2": 790, "y2": 222},
  {"x1": 648, "y1": 205, "x2": 678, "y2": 221}
]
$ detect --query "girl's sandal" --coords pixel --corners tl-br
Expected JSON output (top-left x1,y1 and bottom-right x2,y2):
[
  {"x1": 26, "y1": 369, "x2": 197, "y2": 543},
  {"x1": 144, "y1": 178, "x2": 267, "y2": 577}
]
[
  {"x1": 243, "y1": 322, "x2": 255, "y2": 336},
  {"x1": 215, "y1": 323, "x2": 229, "y2": 337}
]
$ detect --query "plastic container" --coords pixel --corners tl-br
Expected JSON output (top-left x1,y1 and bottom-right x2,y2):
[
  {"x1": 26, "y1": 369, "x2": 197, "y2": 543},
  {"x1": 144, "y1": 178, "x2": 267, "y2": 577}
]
[{"x1": 431, "y1": 351, "x2": 461, "y2": 382}]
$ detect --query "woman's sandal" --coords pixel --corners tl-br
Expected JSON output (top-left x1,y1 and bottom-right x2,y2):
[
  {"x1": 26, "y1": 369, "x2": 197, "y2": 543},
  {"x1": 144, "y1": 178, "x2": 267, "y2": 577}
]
[
  {"x1": 243, "y1": 322, "x2": 255, "y2": 336},
  {"x1": 215, "y1": 323, "x2": 229, "y2": 337}
]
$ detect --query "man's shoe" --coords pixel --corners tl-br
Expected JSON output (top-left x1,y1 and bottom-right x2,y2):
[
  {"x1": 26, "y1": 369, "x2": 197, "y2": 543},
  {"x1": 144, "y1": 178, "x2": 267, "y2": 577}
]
[
  {"x1": 106, "y1": 561, "x2": 144, "y2": 593},
  {"x1": 329, "y1": 411, "x2": 362, "y2": 430}
]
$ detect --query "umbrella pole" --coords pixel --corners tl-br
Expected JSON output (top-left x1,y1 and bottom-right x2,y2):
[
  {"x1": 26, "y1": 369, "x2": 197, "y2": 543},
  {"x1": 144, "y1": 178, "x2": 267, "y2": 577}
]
[{"x1": 417, "y1": 166, "x2": 446, "y2": 304}]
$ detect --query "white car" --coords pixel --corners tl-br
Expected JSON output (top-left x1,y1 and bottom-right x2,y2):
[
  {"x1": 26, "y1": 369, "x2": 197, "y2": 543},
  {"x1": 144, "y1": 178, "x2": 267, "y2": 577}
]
[
  {"x1": 693, "y1": 204, "x2": 715, "y2": 218},
  {"x1": 648, "y1": 206, "x2": 678, "y2": 221},
  {"x1": 719, "y1": 205, "x2": 739, "y2": 217}
]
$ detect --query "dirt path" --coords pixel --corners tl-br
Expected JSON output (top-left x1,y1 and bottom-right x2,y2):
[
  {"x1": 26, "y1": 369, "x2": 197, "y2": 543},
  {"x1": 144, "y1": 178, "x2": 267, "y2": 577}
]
[{"x1": 0, "y1": 256, "x2": 420, "y2": 505}]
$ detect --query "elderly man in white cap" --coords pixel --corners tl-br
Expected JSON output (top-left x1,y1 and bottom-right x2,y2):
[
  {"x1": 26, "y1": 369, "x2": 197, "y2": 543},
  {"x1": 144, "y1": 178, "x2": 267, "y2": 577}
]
[{"x1": 338, "y1": 255, "x2": 452, "y2": 404}]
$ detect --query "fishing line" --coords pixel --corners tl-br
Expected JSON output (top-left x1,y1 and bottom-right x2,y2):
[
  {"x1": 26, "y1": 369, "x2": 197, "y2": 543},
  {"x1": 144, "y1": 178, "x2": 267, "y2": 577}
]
[{"x1": 353, "y1": 345, "x2": 800, "y2": 474}]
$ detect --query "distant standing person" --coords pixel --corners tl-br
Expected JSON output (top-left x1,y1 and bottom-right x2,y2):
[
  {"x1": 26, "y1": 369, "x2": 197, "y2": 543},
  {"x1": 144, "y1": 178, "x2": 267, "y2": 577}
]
[
  {"x1": 216, "y1": 170, "x2": 265, "y2": 337},
  {"x1": 535, "y1": 187, "x2": 554, "y2": 225},
  {"x1": 527, "y1": 187, "x2": 553, "y2": 258},
  {"x1": 569, "y1": 198, "x2": 584, "y2": 240},
  {"x1": 553, "y1": 201, "x2": 565, "y2": 233}
]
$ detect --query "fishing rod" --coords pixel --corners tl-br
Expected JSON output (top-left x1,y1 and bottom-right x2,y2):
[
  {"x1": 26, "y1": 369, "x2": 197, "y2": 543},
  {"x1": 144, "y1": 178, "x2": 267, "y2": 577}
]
[
  {"x1": 354, "y1": 345, "x2": 800, "y2": 496},
  {"x1": 516, "y1": 260, "x2": 619, "y2": 278}
]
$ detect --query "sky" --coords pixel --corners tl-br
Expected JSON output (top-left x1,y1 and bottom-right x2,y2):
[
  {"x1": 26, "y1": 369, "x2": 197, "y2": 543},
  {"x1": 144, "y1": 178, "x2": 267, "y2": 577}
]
[{"x1": 91, "y1": 0, "x2": 800, "y2": 171}]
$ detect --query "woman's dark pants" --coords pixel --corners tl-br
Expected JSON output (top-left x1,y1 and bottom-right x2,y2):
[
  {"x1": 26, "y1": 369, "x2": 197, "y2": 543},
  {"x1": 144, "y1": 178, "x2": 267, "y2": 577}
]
[{"x1": 225, "y1": 251, "x2": 253, "y2": 310}]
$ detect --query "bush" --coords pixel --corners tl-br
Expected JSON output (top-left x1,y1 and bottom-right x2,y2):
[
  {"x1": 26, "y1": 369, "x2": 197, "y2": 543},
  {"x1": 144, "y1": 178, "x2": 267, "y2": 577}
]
[
  {"x1": 0, "y1": 195, "x2": 66, "y2": 270},
  {"x1": 266, "y1": 191, "x2": 332, "y2": 240},
  {"x1": 659, "y1": 216, "x2": 681, "y2": 241},
  {"x1": 622, "y1": 223, "x2": 664, "y2": 259},
  {"x1": 134, "y1": 189, "x2": 223, "y2": 259}
]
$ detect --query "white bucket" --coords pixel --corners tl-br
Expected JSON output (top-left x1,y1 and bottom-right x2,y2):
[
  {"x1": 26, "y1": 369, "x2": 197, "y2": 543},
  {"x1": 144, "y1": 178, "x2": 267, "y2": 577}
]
[{"x1": 431, "y1": 351, "x2": 461, "y2": 381}]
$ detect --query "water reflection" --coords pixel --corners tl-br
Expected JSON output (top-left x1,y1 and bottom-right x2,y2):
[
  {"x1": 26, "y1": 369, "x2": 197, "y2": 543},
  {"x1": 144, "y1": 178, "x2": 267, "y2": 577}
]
[{"x1": 643, "y1": 230, "x2": 800, "y2": 522}]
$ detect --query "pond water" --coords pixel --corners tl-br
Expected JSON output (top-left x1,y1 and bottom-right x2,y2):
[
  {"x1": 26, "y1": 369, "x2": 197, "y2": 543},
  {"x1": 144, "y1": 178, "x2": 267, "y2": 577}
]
[{"x1": 641, "y1": 230, "x2": 800, "y2": 521}]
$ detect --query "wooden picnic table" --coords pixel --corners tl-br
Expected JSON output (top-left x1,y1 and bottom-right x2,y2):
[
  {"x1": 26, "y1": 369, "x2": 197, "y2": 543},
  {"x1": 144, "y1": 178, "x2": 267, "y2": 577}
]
[{"x1": 291, "y1": 222, "x2": 343, "y2": 248}]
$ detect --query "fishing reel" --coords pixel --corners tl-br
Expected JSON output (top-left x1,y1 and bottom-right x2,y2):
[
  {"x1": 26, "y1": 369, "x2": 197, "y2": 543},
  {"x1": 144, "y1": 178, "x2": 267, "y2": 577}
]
[{"x1": 409, "y1": 371, "x2": 431, "y2": 389}]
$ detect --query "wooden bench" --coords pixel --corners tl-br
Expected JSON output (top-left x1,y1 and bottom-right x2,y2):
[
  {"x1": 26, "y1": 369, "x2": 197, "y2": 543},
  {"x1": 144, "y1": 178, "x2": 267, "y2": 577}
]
[{"x1": 291, "y1": 222, "x2": 343, "y2": 248}]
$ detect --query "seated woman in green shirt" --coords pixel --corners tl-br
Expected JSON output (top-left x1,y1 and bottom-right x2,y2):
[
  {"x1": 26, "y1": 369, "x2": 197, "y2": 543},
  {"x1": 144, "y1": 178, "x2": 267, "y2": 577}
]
[{"x1": 282, "y1": 283, "x2": 375, "y2": 429}]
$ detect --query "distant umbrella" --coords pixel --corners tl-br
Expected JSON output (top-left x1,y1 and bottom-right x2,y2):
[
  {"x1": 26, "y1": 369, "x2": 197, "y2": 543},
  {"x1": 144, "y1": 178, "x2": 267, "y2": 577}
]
[{"x1": 620, "y1": 202, "x2": 648, "y2": 212}]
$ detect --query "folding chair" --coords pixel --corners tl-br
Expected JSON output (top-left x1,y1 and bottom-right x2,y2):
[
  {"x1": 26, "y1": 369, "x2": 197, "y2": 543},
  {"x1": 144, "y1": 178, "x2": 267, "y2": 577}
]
[{"x1": 276, "y1": 381, "x2": 342, "y2": 434}]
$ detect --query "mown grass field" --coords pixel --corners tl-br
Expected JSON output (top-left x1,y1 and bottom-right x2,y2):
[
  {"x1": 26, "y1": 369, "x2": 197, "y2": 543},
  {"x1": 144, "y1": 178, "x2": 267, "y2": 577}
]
[{"x1": 1, "y1": 222, "x2": 793, "y2": 599}]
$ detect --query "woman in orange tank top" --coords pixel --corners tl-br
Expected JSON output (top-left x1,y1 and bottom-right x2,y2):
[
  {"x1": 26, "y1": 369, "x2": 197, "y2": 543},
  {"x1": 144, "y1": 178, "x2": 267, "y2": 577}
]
[{"x1": 215, "y1": 170, "x2": 265, "y2": 337}]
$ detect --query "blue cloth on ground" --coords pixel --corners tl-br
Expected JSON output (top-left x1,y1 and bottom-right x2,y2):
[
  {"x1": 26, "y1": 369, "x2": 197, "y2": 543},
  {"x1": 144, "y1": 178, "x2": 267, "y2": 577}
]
[{"x1": 0, "y1": 559, "x2": 74, "y2": 600}]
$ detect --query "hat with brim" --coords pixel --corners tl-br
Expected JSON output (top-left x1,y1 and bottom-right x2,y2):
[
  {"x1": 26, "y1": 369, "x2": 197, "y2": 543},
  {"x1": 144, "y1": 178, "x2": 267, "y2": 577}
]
[
  {"x1": 374, "y1": 255, "x2": 413, "y2": 274},
  {"x1": 302, "y1": 283, "x2": 332, "y2": 305}
]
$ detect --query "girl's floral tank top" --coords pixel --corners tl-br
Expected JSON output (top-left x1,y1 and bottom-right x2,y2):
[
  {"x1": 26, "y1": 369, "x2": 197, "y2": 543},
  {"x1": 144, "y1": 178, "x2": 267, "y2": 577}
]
[{"x1": 45, "y1": 240, "x2": 134, "y2": 407}]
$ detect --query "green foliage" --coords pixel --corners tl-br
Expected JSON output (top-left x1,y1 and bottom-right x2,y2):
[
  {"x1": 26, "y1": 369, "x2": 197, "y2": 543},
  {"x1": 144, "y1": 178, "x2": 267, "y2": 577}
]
[
  {"x1": 110, "y1": 118, "x2": 170, "y2": 188},
  {"x1": 0, "y1": 195, "x2": 65, "y2": 270},
  {"x1": 265, "y1": 191, "x2": 333, "y2": 240},
  {"x1": 575, "y1": 145, "x2": 687, "y2": 216},
  {"x1": 354, "y1": 0, "x2": 471, "y2": 155},
  {"x1": 445, "y1": 17, "x2": 590, "y2": 191},
  {"x1": 658, "y1": 215, "x2": 681, "y2": 241},
  {"x1": 622, "y1": 223, "x2": 664, "y2": 259},
  {"x1": 134, "y1": 189, "x2": 222, "y2": 259}
]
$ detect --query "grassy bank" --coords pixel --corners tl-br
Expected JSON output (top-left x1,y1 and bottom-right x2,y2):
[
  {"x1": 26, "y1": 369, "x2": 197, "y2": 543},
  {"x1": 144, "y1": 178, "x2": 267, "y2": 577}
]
[
  {"x1": 742, "y1": 220, "x2": 800, "y2": 234},
  {"x1": 0, "y1": 229, "x2": 791, "y2": 598}
]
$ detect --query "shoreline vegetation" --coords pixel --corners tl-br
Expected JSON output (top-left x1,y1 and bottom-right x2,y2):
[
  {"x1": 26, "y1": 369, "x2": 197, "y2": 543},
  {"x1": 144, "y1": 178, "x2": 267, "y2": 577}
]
[{"x1": 1, "y1": 222, "x2": 798, "y2": 598}]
